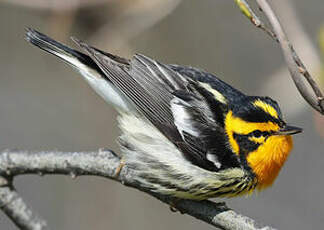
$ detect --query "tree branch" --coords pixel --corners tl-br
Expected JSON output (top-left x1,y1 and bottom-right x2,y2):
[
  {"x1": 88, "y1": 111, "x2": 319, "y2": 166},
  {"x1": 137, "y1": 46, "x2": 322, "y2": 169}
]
[
  {"x1": 0, "y1": 149, "x2": 276, "y2": 230},
  {"x1": 235, "y1": 0, "x2": 324, "y2": 114},
  {"x1": 0, "y1": 180, "x2": 48, "y2": 230}
]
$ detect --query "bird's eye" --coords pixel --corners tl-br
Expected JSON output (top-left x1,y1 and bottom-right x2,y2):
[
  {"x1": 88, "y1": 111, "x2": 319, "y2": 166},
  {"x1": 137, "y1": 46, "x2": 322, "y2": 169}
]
[{"x1": 252, "y1": 130, "x2": 262, "y2": 138}]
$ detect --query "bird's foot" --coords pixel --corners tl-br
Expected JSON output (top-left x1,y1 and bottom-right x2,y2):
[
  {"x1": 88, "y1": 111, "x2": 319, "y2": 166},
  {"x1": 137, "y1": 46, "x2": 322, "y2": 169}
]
[
  {"x1": 169, "y1": 198, "x2": 184, "y2": 214},
  {"x1": 114, "y1": 158, "x2": 125, "y2": 178}
]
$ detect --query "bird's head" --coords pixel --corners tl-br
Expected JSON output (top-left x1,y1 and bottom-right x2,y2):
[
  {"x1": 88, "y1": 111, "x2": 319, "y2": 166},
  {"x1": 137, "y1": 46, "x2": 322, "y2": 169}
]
[{"x1": 224, "y1": 96, "x2": 302, "y2": 189}]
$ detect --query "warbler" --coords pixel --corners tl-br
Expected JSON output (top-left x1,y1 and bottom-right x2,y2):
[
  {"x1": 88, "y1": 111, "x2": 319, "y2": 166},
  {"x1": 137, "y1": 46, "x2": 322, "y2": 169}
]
[{"x1": 26, "y1": 28, "x2": 302, "y2": 200}]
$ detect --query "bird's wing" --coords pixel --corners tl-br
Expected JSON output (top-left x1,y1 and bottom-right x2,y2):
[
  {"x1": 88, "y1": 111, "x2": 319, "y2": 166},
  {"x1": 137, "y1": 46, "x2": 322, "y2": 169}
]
[
  {"x1": 72, "y1": 38, "x2": 239, "y2": 171},
  {"x1": 169, "y1": 65, "x2": 246, "y2": 102}
]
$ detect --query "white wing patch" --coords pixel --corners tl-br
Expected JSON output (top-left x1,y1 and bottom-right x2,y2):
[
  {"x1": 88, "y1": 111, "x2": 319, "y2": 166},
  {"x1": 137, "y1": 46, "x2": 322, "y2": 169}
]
[
  {"x1": 171, "y1": 97, "x2": 223, "y2": 170},
  {"x1": 170, "y1": 98, "x2": 200, "y2": 138},
  {"x1": 206, "y1": 153, "x2": 221, "y2": 169}
]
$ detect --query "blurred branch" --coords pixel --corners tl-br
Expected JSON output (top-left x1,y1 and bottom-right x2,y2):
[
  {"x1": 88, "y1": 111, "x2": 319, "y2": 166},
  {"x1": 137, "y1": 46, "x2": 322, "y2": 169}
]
[
  {"x1": 90, "y1": 0, "x2": 182, "y2": 54},
  {"x1": 235, "y1": 0, "x2": 324, "y2": 115},
  {"x1": 315, "y1": 26, "x2": 324, "y2": 137},
  {"x1": 0, "y1": 178, "x2": 48, "y2": 230},
  {"x1": 318, "y1": 26, "x2": 324, "y2": 85},
  {"x1": 0, "y1": 149, "x2": 276, "y2": 230},
  {"x1": 4, "y1": 0, "x2": 183, "y2": 58},
  {"x1": 1, "y1": 0, "x2": 110, "y2": 11}
]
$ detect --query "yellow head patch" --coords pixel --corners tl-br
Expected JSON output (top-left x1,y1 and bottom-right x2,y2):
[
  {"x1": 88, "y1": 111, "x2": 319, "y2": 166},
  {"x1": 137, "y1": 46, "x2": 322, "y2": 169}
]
[
  {"x1": 224, "y1": 110, "x2": 293, "y2": 190},
  {"x1": 253, "y1": 100, "x2": 279, "y2": 119},
  {"x1": 225, "y1": 111, "x2": 280, "y2": 154}
]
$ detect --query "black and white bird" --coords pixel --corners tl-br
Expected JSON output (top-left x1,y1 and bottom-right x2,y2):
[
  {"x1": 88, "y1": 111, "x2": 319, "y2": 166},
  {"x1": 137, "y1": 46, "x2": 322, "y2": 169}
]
[{"x1": 25, "y1": 29, "x2": 301, "y2": 200}]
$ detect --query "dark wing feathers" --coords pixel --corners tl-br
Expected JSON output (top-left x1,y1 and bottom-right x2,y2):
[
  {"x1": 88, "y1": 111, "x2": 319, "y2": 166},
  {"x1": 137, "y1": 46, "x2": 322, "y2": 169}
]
[
  {"x1": 169, "y1": 64, "x2": 246, "y2": 102},
  {"x1": 170, "y1": 93, "x2": 240, "y2": 170},
  {"x1": 134, "y1": 54, "x2": 188, "y2": 92},
  {"x1": 73, "y1": 39, "x2": 170, "y2": 124},
  {"x1": 72, "y1": 38, "x2": 239, "y2": 171}
]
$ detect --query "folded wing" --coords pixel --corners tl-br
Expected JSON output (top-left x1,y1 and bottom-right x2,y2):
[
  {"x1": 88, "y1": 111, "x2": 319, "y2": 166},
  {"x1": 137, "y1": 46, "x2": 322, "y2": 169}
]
[{"x1": 71, "y1": 38, "x2": 240, "y2": 172}]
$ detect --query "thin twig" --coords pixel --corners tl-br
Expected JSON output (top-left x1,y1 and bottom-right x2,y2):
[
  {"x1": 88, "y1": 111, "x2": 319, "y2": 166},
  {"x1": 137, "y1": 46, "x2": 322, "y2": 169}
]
[
  {"x1": 235, "y1": 0, "x2": 324, "y2": 114},
  {"x1": 258, "y1": 0, "x2": 322, "y2": 115},
  {"x1": 234, "y1": 0, "x2": 277, "y2": 40},
  {"x1": 0, "y1": 149, "x2": 276, "y2": 230},
  {"x1": 256, "y1": 0, "x2": 324, "y2": 113}
]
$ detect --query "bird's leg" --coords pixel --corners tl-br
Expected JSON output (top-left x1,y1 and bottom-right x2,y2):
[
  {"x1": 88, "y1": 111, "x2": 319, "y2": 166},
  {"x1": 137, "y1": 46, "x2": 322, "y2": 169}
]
[
  {"x1": 99, "y1": 148, "x2": 125, "y2": 178},
  {"x1": 169, "y1": 198, "x2": 184, "y2": 214},
  {"x1": 114, "y1": 159, "x2": 125, "y2": 178}
]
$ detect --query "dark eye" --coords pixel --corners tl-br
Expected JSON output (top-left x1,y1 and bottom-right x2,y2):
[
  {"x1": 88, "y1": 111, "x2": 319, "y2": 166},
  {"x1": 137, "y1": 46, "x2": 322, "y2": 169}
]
[{"x1": 252, "y1": 130, "x2": 262, "y2": 138}]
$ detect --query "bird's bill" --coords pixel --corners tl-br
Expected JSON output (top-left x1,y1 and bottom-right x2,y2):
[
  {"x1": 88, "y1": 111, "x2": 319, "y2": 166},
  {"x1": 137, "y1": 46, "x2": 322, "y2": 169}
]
[{"x1": 274, "y1": 125, "x2": 303, "y2": 136}]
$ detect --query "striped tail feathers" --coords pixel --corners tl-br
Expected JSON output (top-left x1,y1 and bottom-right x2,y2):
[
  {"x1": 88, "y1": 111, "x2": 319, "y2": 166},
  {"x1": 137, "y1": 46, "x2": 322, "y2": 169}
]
[
  {"x1": 25, "y1": 28, "x2": 99, "y2": 71},
  {"x1": 25, "y1": 28, "x2": 135, "y2": 112}
]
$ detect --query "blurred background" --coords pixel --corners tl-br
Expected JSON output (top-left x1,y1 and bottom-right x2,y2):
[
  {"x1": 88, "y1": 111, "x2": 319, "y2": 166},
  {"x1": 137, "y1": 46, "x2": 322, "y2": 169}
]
[{"x1": 0, "y1": 0, "x2": 323, "y2": 229}]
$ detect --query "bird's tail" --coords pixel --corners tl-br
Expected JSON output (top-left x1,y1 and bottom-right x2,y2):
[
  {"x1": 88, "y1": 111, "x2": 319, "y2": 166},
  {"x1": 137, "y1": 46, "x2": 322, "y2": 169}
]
[
  {"x1": 25, "y1": 28, "x2": 99, "y2": 72},
  {"x1": 25, "y1": 28, "x2": 134, "y2": 112}
]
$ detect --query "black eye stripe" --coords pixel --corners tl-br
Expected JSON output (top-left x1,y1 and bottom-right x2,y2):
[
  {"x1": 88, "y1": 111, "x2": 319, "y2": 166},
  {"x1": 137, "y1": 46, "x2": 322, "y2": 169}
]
[
  {"x1": 249, "y1": 130, "x2": 271, "y2": 138},
  {"x1": 233, "y1": 130, "x2": 273, "y2": 140},
  {"x1": 233, "y1": 133, "x2": 260, "y2": 152},
  {"x1": 262, "y1": 131, "x2": 271, "y2": 137},
  {"x1": 252, "y1": 130, "x2": 262, "y2": 138}
]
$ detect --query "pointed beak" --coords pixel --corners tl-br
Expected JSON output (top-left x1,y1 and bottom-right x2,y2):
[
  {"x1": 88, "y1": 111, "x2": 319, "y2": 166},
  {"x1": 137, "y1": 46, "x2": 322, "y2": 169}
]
[{"x1": 273, "y1": 125, "x2": 303, "y2": 136}]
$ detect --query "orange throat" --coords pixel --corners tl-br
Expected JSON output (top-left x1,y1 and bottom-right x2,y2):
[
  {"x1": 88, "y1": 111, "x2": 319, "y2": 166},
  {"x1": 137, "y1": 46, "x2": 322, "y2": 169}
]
[{"x1": 247, "y1": 135, "x2": 293, "y2": 190}]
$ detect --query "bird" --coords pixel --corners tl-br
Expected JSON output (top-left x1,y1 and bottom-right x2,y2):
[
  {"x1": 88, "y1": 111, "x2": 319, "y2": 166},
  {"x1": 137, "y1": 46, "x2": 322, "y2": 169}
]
[{"x1": 25, "y1": 28, "x2": 302, "y2": 200}]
